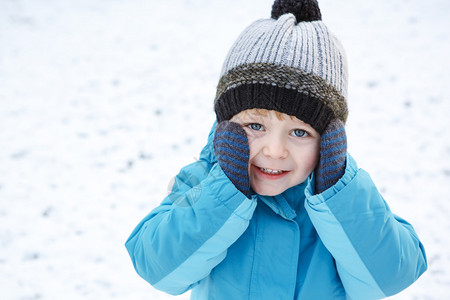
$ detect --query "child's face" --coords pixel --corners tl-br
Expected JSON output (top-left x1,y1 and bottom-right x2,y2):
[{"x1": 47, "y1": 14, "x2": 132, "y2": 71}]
[{"x1": 231, "y1": 109, "x2": 320, "y2": 196}]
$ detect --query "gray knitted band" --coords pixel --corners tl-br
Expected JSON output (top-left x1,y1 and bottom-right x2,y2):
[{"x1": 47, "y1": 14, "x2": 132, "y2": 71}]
[{"x1": 215, "y1": 62, "x2": 348, "y2": 124}]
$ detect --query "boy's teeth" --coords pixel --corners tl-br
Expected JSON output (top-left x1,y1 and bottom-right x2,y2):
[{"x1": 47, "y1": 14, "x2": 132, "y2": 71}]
[{"x1": 260, "y1": 167, "x2": 284, "y2": 175}]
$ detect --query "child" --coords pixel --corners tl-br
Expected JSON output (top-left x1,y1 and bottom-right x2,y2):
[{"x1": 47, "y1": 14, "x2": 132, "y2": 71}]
[{"x1": 125, "y1": 0, "x2": 427, "y2": 299}]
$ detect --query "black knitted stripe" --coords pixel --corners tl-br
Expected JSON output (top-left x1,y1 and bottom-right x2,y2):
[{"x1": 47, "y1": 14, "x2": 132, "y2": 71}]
[
  {"x1": 214, "y1": 83, "x2": 334, "y2": 134},
  {"x1": 214, "y1": 149, "x2": 249, "y2": 167},
  {"x1": 319, "y1": 153, "x2": 346, "y2": 175},
  {"x1": 320, "y1": 148, "x2": 347, "y2": 169}
]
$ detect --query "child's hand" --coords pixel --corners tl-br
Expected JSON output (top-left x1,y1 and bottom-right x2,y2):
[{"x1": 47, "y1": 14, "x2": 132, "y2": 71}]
[
  {"x1": 315, "y1": 119, "x2": 347, "y2": 194},
  {"x1": 213, "y1": 121, "x2": 251, "y2": 198}
]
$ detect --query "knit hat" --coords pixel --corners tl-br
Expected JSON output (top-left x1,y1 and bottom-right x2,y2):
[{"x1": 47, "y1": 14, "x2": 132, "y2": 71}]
[{"x1": 214, "y1": 0, "x2": 348, "y2": 134}]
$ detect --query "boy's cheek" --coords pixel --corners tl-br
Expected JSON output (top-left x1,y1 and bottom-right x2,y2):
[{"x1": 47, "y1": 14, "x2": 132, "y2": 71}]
[
  {"x1": 308, "y1": 149, "x2": 321, "y2": 171},
  {"x1": 243, "y1": 128, "x2": 260, "y2": 143},
  {"x1": 246, "y1": 137, "x2": 258, "y2": 158}
]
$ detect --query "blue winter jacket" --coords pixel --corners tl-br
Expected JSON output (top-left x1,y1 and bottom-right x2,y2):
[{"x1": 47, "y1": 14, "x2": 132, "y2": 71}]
[{"x1": 125, "y1": 123, "x2": 427, "y2": 299}]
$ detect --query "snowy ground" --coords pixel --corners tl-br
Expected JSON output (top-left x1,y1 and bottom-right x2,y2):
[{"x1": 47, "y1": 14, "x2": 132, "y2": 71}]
[{"x1": 1, "y1": 0, "x2": 449, "y2": 299}]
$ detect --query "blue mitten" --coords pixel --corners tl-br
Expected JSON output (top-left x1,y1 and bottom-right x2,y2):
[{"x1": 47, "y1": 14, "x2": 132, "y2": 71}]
[
  {"x1": 213, "y1": 121, "x2": 251, "y2": 198},
  {"x1": 315, "y1": 119, "x2": 347, "y2": 194}
]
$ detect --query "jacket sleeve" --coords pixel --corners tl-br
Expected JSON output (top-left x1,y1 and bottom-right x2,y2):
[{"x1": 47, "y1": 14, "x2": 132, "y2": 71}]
[
  {"x1": 125, "y1": 124, "x2": 257, "y2": 295},
  {"x1": 304, "y1": 154, "x2": 427, "y2": 300}
]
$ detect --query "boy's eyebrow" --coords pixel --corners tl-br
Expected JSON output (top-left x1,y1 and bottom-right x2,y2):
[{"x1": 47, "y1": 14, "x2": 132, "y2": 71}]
[{"x1": 245, "y1": 114, "x2": 267, "y2": 122}]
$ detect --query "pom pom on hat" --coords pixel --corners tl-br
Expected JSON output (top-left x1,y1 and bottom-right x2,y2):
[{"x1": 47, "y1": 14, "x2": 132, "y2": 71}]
[{"x1": 271, "y1": 0, "x2": 322, "y2": 22}]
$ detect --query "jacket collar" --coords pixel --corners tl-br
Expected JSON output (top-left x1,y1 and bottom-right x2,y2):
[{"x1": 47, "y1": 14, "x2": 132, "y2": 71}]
[{"x1": 256, "y1": 179, "x2": 309, "y2": 221}]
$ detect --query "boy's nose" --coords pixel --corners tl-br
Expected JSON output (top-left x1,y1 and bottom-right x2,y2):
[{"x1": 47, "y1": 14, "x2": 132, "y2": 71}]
[{"x1": 262, "y1": 137, "x2": 288, "y2": 159}]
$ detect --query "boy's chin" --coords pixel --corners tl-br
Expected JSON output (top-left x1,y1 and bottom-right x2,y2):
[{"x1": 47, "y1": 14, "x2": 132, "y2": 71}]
[{"x1": 251, "y1": 185, "x2": 289, "y2": 197}]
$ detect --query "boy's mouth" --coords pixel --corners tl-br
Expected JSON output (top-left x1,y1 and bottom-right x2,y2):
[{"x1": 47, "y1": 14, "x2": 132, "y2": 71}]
[
  {"x1": 252, "y1": 165, "x2": 291, "y2": 181},
  {"x1": 254, "y1": 164, "x2": 291, "y2": 176},
  {"x1": 258, "y1": 167, "x2": 286, "y2": 175}
]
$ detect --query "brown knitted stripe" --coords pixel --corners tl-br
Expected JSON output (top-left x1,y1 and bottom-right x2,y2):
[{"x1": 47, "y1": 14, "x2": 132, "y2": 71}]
[{"x1": 215, "y1": 62, "x2": 348, "y2": 123}]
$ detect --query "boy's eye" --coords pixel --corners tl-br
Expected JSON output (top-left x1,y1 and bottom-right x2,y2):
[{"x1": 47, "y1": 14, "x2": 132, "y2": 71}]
[
  {"x1": 291, "y1": 129, "x2": 308, "y2": 137},
  {"x1": 248, "y1": 123, "x2": 264, "y2": 131}
]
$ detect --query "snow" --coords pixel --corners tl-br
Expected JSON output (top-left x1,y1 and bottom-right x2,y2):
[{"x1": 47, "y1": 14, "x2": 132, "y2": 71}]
[{"x1": 1, "y1": 0, "x2": 449, "y2": 299}]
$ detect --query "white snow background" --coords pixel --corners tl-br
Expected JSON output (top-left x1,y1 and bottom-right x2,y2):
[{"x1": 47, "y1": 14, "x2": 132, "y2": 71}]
[{"x1": 1, "y1": 0, "x2": 449, "y2": 299}]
